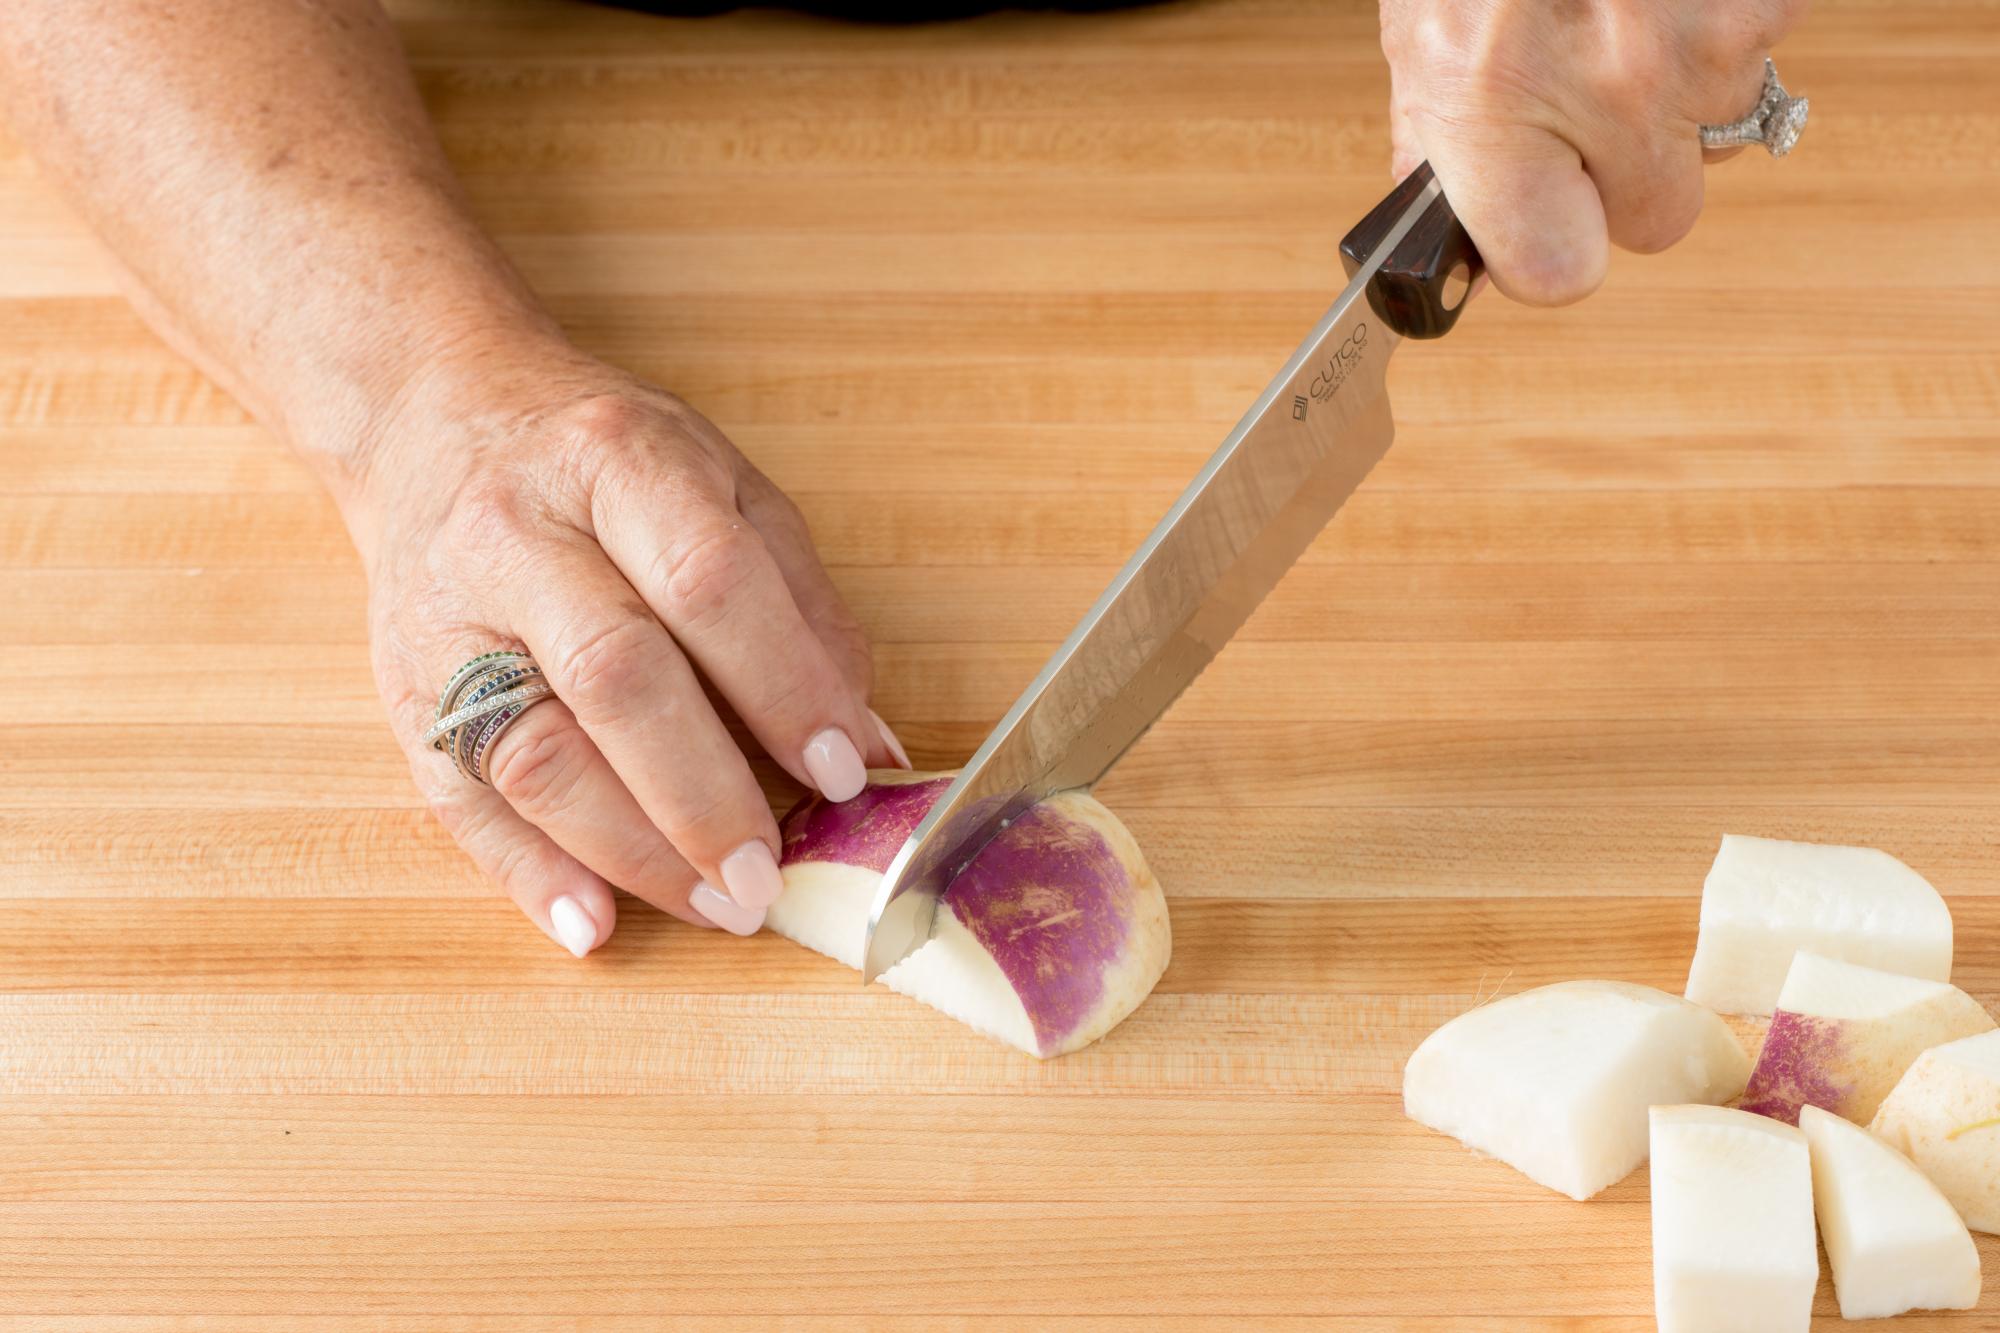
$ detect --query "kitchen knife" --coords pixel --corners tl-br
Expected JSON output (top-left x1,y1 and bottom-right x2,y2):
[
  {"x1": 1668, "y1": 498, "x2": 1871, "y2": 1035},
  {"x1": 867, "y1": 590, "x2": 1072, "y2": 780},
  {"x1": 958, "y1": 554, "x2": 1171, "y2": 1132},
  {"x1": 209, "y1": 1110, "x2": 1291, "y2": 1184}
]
[{"x1": 860, "y1": 162, "x2": 1485, "y2": 983}]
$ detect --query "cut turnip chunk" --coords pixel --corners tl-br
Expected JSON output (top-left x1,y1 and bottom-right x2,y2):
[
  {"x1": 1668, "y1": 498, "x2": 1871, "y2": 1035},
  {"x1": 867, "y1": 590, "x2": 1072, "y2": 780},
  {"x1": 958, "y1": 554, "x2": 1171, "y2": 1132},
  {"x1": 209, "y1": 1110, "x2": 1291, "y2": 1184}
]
[
  {"x1": 1870, "y1": 1029, "x2": 2000, "y2": 1234},
  {"x1": 1683, "y1": 835, "x2": 1953, "y2": 1016},
  {"x1": 1403, "y1": 980, "x2": 1750, "y2": 1201},
  {"x1": 1800, "y1": 1104, "x2": 1981, "y2": 1319},
  {"x1": 1739, "y1": 951, "x2": 1995, "y2": 1126},
  {"x1": 772, "y1": 770, "x2": 1171, "y2": 1058},
  {"x1": 1649, "y1": 1105, "x2": 1817, "y2": 1333}
]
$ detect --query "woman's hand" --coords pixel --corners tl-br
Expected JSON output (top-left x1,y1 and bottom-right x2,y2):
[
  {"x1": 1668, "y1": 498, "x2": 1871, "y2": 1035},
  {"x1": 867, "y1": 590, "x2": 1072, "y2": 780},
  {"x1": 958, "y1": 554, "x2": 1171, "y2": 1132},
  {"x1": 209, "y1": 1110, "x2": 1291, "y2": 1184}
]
[
  {"x1": 355, "y1": 339, "x2": 905, "y2": 956},
  {"x1": 1379, "y1": 0, "x2": 1808, "y2": 305},
  {"x1": 0, "y1": 1, "x2": 906, "y2": 957}
]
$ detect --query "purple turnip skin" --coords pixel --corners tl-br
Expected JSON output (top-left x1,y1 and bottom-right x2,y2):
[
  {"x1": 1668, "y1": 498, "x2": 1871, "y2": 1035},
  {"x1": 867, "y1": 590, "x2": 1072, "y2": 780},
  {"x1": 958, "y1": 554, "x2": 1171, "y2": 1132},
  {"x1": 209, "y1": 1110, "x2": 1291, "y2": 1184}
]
[
  {"x1": 778, "y1": 770, "x2": 1169, "y2": 1056},
  {"x1": 942, "y1": 798, "x2": 1139, "y2": 1052},
  {"x1": 1739, "y1": 1010, "x2": 1856, "y2": 1125},
  {"x1": 780, "y1": 772, "x2": 951, "y2": 874}
]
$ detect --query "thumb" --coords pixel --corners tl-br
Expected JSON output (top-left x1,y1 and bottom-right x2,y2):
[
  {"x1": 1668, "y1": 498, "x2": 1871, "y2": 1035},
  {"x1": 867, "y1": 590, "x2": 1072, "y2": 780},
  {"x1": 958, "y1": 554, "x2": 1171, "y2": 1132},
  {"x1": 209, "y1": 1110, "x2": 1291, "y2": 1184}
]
[{"x1": 1413, "y1": 114, "x2": 1610, "y2": 307}]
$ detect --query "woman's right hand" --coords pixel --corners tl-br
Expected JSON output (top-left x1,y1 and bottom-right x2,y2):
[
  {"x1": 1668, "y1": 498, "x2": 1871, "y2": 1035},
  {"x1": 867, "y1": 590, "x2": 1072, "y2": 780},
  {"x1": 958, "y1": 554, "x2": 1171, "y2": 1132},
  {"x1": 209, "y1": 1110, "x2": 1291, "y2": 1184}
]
[
  {"x1": 350, "y1": 338, "x2": 907, "y2": 956},
  {"x1": 1378, "y1": 0, "x2": 1809, "y2": 305}
]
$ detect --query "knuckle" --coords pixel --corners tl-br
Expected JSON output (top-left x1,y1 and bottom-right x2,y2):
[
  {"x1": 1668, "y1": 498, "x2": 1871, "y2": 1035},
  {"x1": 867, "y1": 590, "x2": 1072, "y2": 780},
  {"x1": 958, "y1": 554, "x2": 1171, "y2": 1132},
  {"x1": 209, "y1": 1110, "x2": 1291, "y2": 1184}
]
[
  {"x1": 665, "y1": 785, "x2": 754, "y2": 858},
  {"x1": 422, "y1": 785, "x2": 479, "y2": 838},
  {"x1": 442, "y1": 474, "x2": 541, "y2": 548},
  {"x1": 823, "y1": 610, "x2": 874, "y2": 689},
  {"x1": 1620, "y1": 201, "x2": 1700, "y2": 254},
  {"x1": 560, "y1": 392, "x2": 654, "y2": 447},
  {"x1": 551, "y1": 618, "x2": 657, "y2": 721},
  {"x1": 1455, "y1": 54, "x2": 1528, "y2": 109},
  {"x1": 1584, "y1": 45, "x2": 1668, "y2": 121},
  {"x1": 751, "y1": 662, "x2": 820, "y2": 722},
  {"x1": 1498, "y1": 244, "x2": 1605, "y2": 307},
  {"x1": 1611, "y1": 163, "x2": 1702, "y2": 256},
  {"x1": 655, "y1": 522, "x2": 764, "y2": 628},
  {"x1": 488, "y1": 719, "x2": 589, "y2": 817},
  {"x1": 1688, "y1": 19, "x2": 1750, "y2": 75},
  {"x1": 563, "y1": 391, "x2": 732, "y2": 486},
  {"x1": 620, "y1": 836, "x2": 697, "y2": 898},
  {"x1": 756, "y1": 481, "x2": 810, "y2": 534},
  {"x1": 487, "y1": 835, "x2": 548, "y2": 906}
]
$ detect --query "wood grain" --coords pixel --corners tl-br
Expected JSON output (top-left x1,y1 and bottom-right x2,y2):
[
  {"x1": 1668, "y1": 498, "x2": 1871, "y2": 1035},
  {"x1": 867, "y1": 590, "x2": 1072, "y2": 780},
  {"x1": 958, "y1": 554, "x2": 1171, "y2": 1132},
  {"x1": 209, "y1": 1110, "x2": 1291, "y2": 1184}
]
[{"x1": 3, "y1": 0, "x2": 1998, "y2": 1325}]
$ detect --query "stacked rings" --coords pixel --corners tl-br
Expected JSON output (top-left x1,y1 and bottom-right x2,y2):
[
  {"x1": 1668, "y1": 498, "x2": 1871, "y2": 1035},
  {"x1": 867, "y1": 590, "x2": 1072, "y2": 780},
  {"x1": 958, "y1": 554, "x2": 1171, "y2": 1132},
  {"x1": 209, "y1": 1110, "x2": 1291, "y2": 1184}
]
[{"x1": 422, "y1": 650, "x2": 557, "y2": 785}]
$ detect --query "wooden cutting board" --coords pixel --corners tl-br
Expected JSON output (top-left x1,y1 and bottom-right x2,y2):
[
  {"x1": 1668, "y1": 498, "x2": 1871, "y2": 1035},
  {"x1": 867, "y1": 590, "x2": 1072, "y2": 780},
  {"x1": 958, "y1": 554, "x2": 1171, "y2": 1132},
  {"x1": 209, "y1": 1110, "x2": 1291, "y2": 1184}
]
[{"x1": 3, "y1": 0, "x2": 1996, "y2": 1325}]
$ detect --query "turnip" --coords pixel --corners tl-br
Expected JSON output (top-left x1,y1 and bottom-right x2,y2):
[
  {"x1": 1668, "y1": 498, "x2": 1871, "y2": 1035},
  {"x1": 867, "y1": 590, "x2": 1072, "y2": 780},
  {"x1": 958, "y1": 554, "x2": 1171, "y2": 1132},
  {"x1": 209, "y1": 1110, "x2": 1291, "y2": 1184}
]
[
  {"x1": 1649, "y1": 1105, "x2": 1817, "y2": 1333},
  {"x1": 1403, "y1": 980, "x2": 1750, "y2": 1201},
  {"x1": 1870, "y1": 1029, "x2": 2000, "y2": 1234},
  {"x1": 1738, "y1": 951, "x2": 1994, "y2": 1126},
  {"x1": 1683, "y1": 835, "x2": 1954, "y2": 1016},
  {"x1": 772, "y1": 770, "x2": 1172, "y2": 1058},
  {"x1": 1800, "y1": 1104, "x2": 1982, "y2": 1319}
]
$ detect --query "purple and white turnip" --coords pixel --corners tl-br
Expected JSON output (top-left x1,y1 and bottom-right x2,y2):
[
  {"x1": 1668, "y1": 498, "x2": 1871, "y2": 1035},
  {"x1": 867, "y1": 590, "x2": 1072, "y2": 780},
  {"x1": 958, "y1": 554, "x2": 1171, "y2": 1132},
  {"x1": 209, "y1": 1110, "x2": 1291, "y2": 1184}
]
[
  {"x1": 1738, "y1": 950, "x2": 1994, "y2": 1126},
  {"x1": 772, "y1": 770, "x2": 1171, "y2": 1058}
]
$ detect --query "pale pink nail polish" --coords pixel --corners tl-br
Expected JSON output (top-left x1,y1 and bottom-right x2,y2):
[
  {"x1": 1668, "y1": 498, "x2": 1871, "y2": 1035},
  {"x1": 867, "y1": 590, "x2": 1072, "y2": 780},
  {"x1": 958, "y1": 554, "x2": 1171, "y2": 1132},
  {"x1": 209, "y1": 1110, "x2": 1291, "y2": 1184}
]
[
  {"x1": 548, "y1": 894, "x2": 600, "y2": 958},
  {"x1": 689, "y1": 881, "x2": 765, "y2": 936},
  {"x1": 802, "y1": 727, "x2": 867, "y2": 802},
  {"x1": 720, "y1": 840, "x2": 785, "y2": 910},
  {"x1": 868, "y1": 708, "x2": 913, "y2": 770}
]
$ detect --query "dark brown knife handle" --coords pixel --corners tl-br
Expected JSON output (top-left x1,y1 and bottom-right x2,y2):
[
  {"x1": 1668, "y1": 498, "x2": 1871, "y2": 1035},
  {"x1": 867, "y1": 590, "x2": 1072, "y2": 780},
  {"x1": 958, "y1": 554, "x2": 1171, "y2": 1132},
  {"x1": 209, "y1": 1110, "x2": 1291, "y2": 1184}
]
[{"x1": 1339, "y1": 161, "x2": 1483, "y2": 340}]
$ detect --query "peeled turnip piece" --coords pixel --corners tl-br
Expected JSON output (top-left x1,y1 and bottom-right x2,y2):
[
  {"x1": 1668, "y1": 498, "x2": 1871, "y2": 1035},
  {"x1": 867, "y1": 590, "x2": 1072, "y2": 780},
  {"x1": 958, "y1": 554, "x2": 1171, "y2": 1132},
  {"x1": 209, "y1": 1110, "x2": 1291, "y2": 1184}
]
[
  {"x1": 1649, "y1": 1105, "x2": 1817, "y2": 1333},
  {"x1": 1683, "y1": 835, "x2": 1953, "y2": 1016},
  {"x1": 1739, "y1": 951, "x2": 1995, "y2": 1126},
  {"x1": 1403, "y1": 980, "x2": 1750, "y2": 1201},
  {"x1": 1870, "y1": 1029, "x2": 2000, "y2": 1234},
  {"x1": 772, "y1": 770, "x2": 1171, "y2": 1058},
  {"x1": 1800, "y1": 1104, "x2": 1981, "y2": 1319}
]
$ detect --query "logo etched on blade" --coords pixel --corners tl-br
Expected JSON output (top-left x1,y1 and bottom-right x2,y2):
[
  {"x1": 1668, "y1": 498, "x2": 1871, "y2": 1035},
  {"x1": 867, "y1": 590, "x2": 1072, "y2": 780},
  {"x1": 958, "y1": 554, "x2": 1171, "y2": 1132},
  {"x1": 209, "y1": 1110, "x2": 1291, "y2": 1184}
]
[{"x1": 1308, "y1": 322, "x2": 1370, "y2": 404}]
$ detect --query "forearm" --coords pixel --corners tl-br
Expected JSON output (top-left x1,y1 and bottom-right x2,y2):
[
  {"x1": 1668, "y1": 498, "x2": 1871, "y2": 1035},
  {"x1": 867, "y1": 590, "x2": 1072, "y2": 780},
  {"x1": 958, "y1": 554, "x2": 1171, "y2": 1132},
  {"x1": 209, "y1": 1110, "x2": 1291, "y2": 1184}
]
[{"x1": 0, "y1": 0, "x2": 566, "y2": 514}]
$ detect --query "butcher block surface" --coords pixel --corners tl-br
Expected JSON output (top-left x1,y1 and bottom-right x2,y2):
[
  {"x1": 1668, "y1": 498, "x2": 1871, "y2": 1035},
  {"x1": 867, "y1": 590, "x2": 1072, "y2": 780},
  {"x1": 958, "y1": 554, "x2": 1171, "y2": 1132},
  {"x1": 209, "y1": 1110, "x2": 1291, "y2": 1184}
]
[{"x1": 4, "y1": 0, "x2": 1998, "y2": 1325}]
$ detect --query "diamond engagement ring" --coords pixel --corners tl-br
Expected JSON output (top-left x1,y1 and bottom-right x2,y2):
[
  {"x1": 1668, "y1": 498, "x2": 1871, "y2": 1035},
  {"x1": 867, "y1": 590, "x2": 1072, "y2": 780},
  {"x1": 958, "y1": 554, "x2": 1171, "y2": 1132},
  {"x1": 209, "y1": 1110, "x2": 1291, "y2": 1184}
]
[
  {"x1": 1699, "y1": 58, "x2": 1809, "y2": 158},
  {"x1": 424, "y1": 650, "x2": 556, "y2": 785}
]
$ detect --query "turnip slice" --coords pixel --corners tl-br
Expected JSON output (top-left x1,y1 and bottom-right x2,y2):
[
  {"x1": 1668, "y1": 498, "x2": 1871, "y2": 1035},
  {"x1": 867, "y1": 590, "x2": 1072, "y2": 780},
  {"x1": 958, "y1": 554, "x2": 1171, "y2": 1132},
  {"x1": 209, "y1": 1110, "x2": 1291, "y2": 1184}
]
[
  {"x1": 1649, "y1": 1105, "x2": 1817, "y2": 1333},
  {"x1": 1739, "y1": 951, "x2": 1995, "y2": 1126},
  {"x1": 1403, "y1": 981, "x2": 1750, "y2": 1201},
  {"x1": 1870, "y1": 1029, "x2": 2000, "y2": 1234},
  {"x1": 1683, "y1": 835, "x2": 1953, "y2": 1016},
  {"x1": 772, "y1": 770, "x2": 1171, "y2": 1058},
  {"x1": 1800, "y1": 1104, "x2": 1982, "y2": 1319}
]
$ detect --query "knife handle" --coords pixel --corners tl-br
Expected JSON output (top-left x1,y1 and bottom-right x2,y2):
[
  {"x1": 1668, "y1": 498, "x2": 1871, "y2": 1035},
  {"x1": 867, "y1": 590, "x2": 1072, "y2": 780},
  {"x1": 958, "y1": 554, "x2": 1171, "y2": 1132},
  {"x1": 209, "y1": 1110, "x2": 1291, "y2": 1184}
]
[{"x1": 1339, "y1": 161, "x2": 1483, "y2": 340}]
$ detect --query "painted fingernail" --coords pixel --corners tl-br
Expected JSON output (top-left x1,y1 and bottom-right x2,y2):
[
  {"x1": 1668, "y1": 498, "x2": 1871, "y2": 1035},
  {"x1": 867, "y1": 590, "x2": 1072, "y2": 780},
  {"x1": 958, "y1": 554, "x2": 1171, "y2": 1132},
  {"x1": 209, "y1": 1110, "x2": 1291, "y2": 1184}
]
[
  {"x1": 720, "y1": 840, "x2": 785, "y2": 910},
  {"x1": 549, "y1": 895, "x2": 600, "y2": 958},
  {"x1": 689, "y1": 881, "x2": 765, "y2": 936},
  {"x1": 802, "y1": 727, "x2": 867, "y2": 802},
  {"x1": 869, "y1": 708, "x2": 913, "y2": 770}
]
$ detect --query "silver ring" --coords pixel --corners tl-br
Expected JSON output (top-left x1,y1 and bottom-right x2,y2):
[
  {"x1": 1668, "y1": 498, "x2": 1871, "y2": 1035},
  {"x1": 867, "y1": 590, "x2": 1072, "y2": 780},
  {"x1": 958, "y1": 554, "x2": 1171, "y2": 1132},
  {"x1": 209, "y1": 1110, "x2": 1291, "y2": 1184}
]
[
  {"x1": 425, "y1": 650, "x2": 556, "y2": 784},
  {"x1": 1699, "y1": 58, "x2": 1809, "y2": 157}
]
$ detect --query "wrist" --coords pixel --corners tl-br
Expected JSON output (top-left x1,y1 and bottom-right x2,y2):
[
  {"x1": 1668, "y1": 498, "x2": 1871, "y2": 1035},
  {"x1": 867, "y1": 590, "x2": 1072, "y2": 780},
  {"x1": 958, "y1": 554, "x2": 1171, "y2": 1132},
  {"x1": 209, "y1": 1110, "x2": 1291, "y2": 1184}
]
[{"x1": 289, "y1": 315, "x2": 596, "y2": 559}]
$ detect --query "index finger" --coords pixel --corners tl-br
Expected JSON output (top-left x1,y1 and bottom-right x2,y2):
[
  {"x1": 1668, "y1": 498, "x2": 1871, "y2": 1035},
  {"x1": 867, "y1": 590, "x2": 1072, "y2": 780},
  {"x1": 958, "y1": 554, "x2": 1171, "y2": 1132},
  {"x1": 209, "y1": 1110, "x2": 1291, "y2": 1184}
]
[{"x1": 592, "y1": 443, "x2": 887, "y2": 801}]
